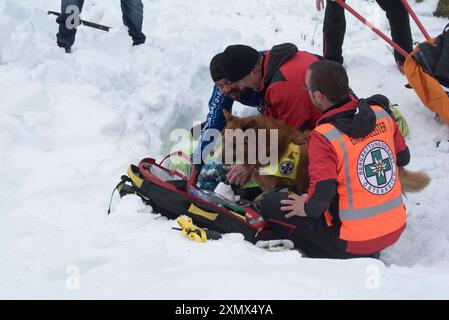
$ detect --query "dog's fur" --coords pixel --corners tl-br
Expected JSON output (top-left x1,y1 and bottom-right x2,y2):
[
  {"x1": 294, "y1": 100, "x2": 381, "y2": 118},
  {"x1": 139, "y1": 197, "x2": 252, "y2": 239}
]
[
  {"x1": 223, "y1": 110, "x2": 309, "y2": 193},
  {"x1": 223, "y1": 110, "x2": 430, "y2": 194},
  {"x1": 398, "y1": 167, "x2": 431, "y2": 194}
]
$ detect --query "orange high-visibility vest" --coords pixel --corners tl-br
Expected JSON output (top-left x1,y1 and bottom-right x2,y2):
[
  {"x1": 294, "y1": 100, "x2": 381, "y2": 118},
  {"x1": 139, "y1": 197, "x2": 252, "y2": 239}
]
[{"x1": 314, "y1": 105, "x2": 406, "y2": 242}]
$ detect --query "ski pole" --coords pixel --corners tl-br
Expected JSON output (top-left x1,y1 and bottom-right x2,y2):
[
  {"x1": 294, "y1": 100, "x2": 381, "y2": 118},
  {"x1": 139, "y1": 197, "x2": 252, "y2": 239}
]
[{"x1": 47, "y1": 11, "x2": 111, "y2": 32}]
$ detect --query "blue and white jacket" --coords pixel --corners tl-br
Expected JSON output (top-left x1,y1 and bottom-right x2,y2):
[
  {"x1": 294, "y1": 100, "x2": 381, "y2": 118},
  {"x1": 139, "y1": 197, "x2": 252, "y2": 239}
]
[{"x1": 192, "y1": 84, "x2": 260, "y2": 167}]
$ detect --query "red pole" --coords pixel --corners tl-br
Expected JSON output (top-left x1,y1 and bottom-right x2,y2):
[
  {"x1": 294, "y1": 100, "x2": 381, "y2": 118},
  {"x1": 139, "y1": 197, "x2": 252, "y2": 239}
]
[
  {"x1": 335, "y1": 0, "x2": 409, "y2": 59},
  {"x1": 400, "y1": 0, "x2": 431, "y2": 40}
]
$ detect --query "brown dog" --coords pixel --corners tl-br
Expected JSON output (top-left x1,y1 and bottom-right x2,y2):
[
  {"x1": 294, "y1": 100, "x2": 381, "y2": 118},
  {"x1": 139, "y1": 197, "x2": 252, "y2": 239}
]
[
  {"x1": 223, "y1": 110, "x2": 309, "y2": 193},
  {"x1": 223, "y1": 110, "x2": 430, "y2": 194}
]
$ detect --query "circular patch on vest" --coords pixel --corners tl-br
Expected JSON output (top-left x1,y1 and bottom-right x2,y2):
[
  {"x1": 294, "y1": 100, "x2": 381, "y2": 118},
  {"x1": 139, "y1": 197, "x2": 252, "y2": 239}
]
[
  {"x1": 279, "y1": 161, "x2": 294, "y2": 176},
  {"x1": 357, "y1": 140, "x2": 397, "y2": 195}
]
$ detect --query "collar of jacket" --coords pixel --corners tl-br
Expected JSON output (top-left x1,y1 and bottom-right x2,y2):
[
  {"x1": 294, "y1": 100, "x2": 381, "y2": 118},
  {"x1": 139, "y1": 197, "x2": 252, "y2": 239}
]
[
  {"x1": 322, "y1": 97, "x2": 353, "y2": 115},
  {"x1": 317, "y1": 98, "x2": 377, "y2": 139},
  {"x1": 258, "y1": 43, "x2": 298, "y2": 95}
]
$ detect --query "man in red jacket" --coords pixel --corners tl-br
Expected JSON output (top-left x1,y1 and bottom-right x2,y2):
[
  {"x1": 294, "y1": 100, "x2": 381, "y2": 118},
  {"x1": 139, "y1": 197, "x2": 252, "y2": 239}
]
[
  {"x1": 220, "y1": 43, "x2": 322, "y2": 185},
  {"x1": 220, "y1": 43, "x2": 322, "y2": 131},
  {"x1": 257, "y1": 60, "x2": 410, "y2": 258}
]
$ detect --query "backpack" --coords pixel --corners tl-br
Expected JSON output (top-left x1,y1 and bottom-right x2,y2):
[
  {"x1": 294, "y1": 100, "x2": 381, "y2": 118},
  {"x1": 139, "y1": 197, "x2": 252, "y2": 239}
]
[
  {"x1": 109, "y1": 152, "x2": 271, "y2": 243},
  {"x1": 413, "y1": 23, "x2": 449, "y2": 89},
  {"x1": 404, "y1": 24, "x2": 449, "y2": 125}
]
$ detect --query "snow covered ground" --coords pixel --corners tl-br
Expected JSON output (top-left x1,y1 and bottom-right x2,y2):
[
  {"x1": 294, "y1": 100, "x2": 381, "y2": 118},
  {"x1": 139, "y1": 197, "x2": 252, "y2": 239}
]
[{"x1": 1, "y1": 0, "x2": 448, "y2": 299}]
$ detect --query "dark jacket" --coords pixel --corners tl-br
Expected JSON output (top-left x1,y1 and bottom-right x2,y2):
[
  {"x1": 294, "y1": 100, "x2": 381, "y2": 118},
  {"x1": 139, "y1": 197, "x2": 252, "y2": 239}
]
[{"x1": 414, "y1": 23, "x2": 449, "y2": 88}]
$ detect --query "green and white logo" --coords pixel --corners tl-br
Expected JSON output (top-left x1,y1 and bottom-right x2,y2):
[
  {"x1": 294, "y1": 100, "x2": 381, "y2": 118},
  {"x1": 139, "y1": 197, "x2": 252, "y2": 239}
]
[{"x1": 358, "y1": 140, "x2": 397, "y2": 195}]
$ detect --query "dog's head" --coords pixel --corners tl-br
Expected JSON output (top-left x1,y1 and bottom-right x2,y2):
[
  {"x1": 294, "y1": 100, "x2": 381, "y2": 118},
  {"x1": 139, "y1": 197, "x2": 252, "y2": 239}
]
[
  {"x1": 222, "y1": 110, "x2": 311, "y2": 192},
  {"x1": 222, "y1": 110, "x2": 304, "y2": 165},
  {"x1": 223, "y1": 109, "x2": 261, "y2": 131},
  {"x1": 222, "y1": 110, "x2": 260, "y2": 165}
]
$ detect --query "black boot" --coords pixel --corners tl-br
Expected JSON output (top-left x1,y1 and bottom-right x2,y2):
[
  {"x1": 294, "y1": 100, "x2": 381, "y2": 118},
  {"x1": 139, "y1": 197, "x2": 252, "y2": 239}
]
[{"x1": 57, "y1": 42, "x2": 72, "y2": 54}]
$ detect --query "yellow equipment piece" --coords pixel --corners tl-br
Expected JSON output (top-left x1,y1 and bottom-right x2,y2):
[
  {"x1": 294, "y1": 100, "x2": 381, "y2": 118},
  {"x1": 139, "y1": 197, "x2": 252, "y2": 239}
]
[
  {"x1": 258, "y1": 143, "x2": 300, "y2": 179},
  {"x1": 188, "y1": 203, "x2": 218, "y2": 221},
  {"x1": 176, "y1": 216, "x2": 222, "y2": 243}
]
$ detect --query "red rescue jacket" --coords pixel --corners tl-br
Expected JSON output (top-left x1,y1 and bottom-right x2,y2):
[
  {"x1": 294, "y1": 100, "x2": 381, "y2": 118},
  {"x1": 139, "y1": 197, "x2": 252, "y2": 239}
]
[{"x1": 259, "y1": 43, "x2": 322, "y2": 131}]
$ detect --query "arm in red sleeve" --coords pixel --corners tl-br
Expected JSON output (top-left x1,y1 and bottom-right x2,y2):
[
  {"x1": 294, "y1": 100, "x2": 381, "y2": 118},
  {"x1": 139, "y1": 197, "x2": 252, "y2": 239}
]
[
  {"x1": 304, "y1": 131, "x2": 339, "y2": 219},
  {"x1": 265, "y1": 82, "x2": 318, "y2": 130},
  {"x1": 392, "y1": 117, "x2": 410, "y2": 167}
]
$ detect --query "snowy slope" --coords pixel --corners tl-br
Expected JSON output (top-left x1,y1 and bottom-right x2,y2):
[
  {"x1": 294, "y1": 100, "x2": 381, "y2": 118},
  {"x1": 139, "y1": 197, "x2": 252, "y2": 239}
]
[{"x1": 1, "y1": 0, "x2": 448, "y2": 299}]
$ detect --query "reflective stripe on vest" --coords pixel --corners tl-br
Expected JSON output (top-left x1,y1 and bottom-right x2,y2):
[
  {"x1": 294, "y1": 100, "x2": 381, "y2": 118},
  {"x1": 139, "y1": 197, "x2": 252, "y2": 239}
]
[{"x1": 314, "y1": 105, "x2": 406, "y2": 241}]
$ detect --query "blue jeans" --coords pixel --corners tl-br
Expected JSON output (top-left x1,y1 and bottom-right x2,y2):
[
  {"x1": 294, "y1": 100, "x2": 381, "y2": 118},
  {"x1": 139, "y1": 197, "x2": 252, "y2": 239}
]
[{"x1": 56, "y1": 0, "x2": 146, "y2": 46}]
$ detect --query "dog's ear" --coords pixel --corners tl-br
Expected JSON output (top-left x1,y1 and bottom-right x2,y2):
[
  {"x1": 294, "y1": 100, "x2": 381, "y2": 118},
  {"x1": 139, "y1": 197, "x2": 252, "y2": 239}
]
[
  {"x1": 300, "y1": 129, "x2": 310, "y2": 139},
  {"x1": 287, "y1": 130, "x2": 309, "y2": 147},
  {"x1": 223, "y1": 109, "x2": 234, "y2": 123},
  {"x1": 292, "y1": 130, "x2": 310, "y2": 144},
  {"x1": 242, "y1": 118, "x2": 259, "y2": 131}
]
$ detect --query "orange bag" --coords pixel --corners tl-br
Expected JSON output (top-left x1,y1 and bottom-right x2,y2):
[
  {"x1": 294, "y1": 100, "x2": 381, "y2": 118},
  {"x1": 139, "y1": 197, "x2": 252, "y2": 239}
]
[
  {"x1": 404, "y1": 38, "x2": 449, "y2": 124},
  {"x1": 335, "y1": 0, "x2": 449, "y2": 125}
]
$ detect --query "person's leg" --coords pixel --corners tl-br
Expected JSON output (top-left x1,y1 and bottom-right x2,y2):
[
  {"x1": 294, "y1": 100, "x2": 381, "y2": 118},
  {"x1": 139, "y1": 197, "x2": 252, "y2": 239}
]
[
  {"x1": 56, "y1": 0, "x2": 85, "y2": 49},
  {"x1": 120, "y1": 0, "x2": 146, "y2": 45},
  {"x1": 376, "y1": 0, "x2": 413, "y2": 64},
  {"x1": 258, "y1": 191, "x2": 369, "y2": 258},
  {"x1": 323, "y1": 0, "x2": 346, "y2": 64}
]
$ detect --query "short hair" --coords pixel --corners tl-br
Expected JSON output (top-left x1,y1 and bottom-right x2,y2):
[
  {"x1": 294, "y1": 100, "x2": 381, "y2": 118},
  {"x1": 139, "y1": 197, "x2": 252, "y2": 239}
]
[{"x1": 308, "y1": 60, "x2": 350, "y2": 103}]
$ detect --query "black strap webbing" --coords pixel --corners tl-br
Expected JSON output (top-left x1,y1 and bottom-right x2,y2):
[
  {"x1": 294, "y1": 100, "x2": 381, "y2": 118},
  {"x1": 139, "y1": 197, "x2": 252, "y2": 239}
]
[{"x1": 107, "y1": 175, "x2": 132, "y2": 215}]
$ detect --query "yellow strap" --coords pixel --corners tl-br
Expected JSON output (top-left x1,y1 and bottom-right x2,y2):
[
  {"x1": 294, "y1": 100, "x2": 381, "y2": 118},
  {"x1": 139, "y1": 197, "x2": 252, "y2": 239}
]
[
  {"x1": 127, "y1": 166, "x2": 143, "y2": 189},
  {"x1": 258, "y1": 143, "x2": 300, "y2": 179},
  {"x1": 188, "y1": 203, "x2": 218, "y2": 221}
]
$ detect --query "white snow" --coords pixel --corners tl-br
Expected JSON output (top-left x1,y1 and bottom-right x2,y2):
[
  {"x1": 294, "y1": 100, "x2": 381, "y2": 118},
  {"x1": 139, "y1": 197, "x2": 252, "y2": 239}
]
[{"x1": 1, "y1": 0, "x2": 449, "y2": 299}]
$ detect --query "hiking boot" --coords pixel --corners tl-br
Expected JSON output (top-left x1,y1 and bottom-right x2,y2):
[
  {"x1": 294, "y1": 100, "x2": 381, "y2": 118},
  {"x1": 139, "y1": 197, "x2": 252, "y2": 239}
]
[
  {"x1": 132, "y1": 39, "x2": 146, "y2": 47},
  {"x1": 57, "y1": 42, "x2": 72, "y2": 54},
  {"x1": 396, "y1": 61, "x2": 405, "y2": 75}
]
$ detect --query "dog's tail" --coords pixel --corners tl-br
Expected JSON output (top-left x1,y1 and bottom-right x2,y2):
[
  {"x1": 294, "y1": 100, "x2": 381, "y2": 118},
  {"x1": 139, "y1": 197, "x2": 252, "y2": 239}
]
[{"x1": 398, "y1": 167, "x2": 431, "y2": 194}]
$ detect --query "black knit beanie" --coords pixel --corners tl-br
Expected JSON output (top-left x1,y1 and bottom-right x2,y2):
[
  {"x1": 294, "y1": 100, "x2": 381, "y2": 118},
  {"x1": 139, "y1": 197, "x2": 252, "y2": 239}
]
[
  {"x1": 220, "y1": 44, "x2": 259, "y2": 82},
  {"x1": 209, "y1": 53, "x2": 226, "y2": 82}
]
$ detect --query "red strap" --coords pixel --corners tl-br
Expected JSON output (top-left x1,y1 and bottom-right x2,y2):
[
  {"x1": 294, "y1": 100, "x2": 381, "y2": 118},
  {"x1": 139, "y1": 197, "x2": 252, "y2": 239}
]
[
  {"x1": 335, "y1": 0, "x2": 410, "y2": 59},
  {"x1": 400, "y1": 0, "x2": 431, "y2": 40},
  {"x1": 159, "y1": 151, "x2": 197, "y2": 192}
]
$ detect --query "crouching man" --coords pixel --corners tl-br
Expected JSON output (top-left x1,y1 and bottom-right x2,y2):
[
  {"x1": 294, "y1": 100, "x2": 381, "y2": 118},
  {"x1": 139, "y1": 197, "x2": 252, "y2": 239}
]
[{"x1": 259, "y1": 60, "x2": 410, "y2": 259}]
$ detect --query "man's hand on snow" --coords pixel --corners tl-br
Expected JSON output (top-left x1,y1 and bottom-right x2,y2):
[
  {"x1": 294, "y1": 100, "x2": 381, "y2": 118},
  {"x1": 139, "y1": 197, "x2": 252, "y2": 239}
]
[
  {"x1": 281, "y1": 193, "x2": 308, "y2": 218},
  {"x1": 316, "y1": 0, "x2": 325, "y2": 11},
  {"x1": 225, "y1": 165, "x2": 253, "y2": 186}
]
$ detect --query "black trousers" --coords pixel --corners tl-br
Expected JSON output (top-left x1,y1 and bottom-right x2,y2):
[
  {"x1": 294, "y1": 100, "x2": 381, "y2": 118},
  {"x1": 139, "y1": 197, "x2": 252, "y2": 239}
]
[
  {"x1": 323, "y1": 0, "x2": 413, "y2": 64},
  {"x1": 257, "y1": 192, "x2": 378, "y2": 259},
  {"x1": 56, "y1": 0, "x2": 146, "y2": 46}
]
